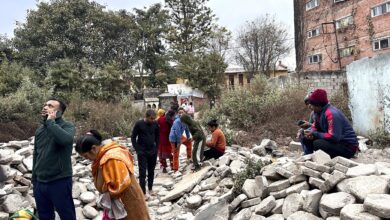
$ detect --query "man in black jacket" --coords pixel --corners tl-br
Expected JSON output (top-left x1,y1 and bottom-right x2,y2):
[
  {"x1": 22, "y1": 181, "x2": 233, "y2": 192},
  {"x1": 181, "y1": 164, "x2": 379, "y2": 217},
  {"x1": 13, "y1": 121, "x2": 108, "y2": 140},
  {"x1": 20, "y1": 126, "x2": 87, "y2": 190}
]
[
  {"x1": 33, "y1": 98, "x2": 76, "y2": 220},
  {"x1": 131, "y1": 109, "x2": 160, "y2": 199}
]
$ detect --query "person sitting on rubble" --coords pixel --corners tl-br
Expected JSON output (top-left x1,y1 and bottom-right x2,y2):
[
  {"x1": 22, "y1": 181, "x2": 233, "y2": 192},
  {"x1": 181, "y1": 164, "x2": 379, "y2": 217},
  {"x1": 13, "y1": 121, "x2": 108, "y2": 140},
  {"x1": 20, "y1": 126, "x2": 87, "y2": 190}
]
[
  {"x1": 297, "y1": 93, "x2": 316, "y2": 155},
  {"x1": 203, "y1": 119, "x2": 226, "y2": 160},
  {"x1": 302, "y1": 89, "x2": 359, "y2": 158}
]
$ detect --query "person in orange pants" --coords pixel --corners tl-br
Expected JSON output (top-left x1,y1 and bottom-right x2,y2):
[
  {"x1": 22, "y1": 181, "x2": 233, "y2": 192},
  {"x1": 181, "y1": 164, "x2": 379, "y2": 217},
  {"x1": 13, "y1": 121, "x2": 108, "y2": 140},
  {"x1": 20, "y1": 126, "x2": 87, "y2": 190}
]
[{"x1": 169, "y1": 108, "x2": 192, "y2": 171}]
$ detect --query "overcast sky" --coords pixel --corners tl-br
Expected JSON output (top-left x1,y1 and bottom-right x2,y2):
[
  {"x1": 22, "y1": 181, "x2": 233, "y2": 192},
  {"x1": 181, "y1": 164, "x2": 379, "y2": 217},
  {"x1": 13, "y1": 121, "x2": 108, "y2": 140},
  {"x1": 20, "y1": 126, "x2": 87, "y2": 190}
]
[{"x1": 0, "y1": 0, "x2": 295, "y2": 68}]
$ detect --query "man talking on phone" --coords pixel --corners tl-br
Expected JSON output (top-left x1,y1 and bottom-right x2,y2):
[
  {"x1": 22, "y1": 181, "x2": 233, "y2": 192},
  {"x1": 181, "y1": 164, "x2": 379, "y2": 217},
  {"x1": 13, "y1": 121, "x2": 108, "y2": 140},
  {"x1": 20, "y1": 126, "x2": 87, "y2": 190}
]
[{"x1": 32, "y1": 98, "x2": 76, "y2": 220}]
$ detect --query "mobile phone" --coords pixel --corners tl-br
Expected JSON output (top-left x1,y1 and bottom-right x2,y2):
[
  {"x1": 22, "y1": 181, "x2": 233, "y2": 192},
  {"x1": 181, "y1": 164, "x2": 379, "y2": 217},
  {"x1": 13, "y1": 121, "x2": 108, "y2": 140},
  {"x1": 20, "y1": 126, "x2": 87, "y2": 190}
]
[{"x1": 296, "y1": 120, "x2": 305, "y2": 126}]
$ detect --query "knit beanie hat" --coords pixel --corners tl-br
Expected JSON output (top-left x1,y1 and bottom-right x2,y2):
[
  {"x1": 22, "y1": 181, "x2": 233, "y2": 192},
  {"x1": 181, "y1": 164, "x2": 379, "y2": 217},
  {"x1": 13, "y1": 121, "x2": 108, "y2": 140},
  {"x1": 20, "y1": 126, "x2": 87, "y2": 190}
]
[{"x1": 309, "y1": 89, "x2": 328, "y2": 106}]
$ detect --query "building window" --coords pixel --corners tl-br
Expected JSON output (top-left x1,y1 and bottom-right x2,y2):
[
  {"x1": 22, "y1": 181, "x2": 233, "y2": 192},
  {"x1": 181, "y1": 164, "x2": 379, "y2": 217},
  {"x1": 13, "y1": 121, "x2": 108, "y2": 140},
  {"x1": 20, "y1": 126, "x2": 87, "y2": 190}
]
[
  {"x1": 307, "y1": 27, "x2": 321, "y2": 38},
  {"x1": 334, "y1": 0, "x2": 346, "y2": 3},
  {"x1": 229, "y1": 74, "x2": 235, "y2": 90},
  {"x1": 373, "y1": 37, "x2": 390, "y2": 51},
  {"x1": 335, "y1": 15, "x2": 353, "y2": 29},
  {"x1": 306, "y1": 0, "x2": 319, "y2": 11},
  {"x1": 371, "y1": 2, "x2": 390, "y2": 17},
  {"x1": 308, "y1": 54, "x2": 322, "y2": 64},
  {"x1": 339, "y1": 46, "x2": 356, "y2": 58}
]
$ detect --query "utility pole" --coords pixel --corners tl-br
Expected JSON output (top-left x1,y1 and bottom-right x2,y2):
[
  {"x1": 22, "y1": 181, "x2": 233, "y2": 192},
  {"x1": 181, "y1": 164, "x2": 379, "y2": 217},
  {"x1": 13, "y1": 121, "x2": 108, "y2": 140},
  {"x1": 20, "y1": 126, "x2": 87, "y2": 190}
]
[{"x1": 321, "y1": 21, "x2": 342, "y2": 70}]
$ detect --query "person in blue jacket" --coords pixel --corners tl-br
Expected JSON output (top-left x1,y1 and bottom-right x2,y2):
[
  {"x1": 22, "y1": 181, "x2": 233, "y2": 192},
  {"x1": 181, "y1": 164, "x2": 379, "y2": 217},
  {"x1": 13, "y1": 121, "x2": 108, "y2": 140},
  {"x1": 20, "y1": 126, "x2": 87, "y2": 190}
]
[
  {"x1": 302, "y1": 89, "x2": 359, "y2": 158},
  {"x1": 169, "y1": 107, "x2": 192, "y2": 171}
]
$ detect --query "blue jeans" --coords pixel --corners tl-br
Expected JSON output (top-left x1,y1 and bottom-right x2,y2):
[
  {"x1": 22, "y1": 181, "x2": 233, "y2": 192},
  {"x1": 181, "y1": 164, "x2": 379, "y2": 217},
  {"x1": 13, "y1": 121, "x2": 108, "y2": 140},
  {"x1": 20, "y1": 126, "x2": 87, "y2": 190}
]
[{"x1": 33, "y1": 177, "x2": 76, "y2": 220}]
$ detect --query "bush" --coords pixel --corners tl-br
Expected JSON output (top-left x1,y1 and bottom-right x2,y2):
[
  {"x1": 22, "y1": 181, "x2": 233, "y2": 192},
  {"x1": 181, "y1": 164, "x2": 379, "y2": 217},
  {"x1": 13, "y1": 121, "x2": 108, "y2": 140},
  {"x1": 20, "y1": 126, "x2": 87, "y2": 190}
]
[
  {"x1": 0, "y1": 77, "x2": 52, "y2": 122},
  {"x1": 66, "y1": 95, "x2": 144, "y2": 138},
  {"x1": 232, "y1": 159, "x2": 264, "y2": 197},
  {"x1": 200, "y1": 75, "x2": 310, "y2": 145},
  {"x1": 369, "y1": 127, "x2": 390, "y2": 149}
]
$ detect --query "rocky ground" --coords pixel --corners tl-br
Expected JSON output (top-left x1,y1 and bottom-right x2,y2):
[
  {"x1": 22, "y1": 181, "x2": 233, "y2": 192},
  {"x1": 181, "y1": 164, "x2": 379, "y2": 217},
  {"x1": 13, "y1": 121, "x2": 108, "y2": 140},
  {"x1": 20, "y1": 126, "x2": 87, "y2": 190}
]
[{"x1": 1, "y1": 137, "x2": 390, "y2": 220}]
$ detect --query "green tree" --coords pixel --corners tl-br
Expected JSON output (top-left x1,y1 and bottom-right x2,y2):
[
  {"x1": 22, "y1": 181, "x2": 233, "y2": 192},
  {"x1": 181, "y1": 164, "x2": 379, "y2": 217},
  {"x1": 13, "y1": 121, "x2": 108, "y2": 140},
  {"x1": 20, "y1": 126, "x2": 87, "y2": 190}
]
[
  {"x1": 134, "y1": 3, "x2": 170, "y2": 88},
  {"x1": 13, "y1": 0, "x2": 138, "y2": 77},
  {"x1": 178, "y1": 52, "x2": 227, "y2": 100},
  {"x1": 0, "y1": 60, "x2": 35, "y2": 96},
  {"x1": 165, "y1": 0, "x2": 216, "y2": 55}
]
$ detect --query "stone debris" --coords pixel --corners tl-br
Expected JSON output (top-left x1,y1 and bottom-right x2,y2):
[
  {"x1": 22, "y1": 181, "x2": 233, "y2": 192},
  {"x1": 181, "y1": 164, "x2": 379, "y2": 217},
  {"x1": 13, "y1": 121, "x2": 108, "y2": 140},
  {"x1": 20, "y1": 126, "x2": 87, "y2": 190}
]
[{"x1": 1, "y1": 138, "x2": 389, "y2": 220}]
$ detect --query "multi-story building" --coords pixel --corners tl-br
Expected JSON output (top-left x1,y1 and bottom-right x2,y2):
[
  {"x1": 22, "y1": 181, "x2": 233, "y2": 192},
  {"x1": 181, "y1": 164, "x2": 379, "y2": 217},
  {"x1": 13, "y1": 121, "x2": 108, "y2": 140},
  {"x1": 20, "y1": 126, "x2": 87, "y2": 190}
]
[{"x1": 294, "y1": 0, "x2": 390, "y2": 72}]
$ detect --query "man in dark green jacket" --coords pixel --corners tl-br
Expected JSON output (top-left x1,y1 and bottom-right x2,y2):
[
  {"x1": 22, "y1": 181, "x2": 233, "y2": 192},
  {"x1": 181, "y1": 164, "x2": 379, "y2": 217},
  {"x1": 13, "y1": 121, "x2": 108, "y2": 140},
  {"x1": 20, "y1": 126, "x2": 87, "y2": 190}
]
[
  {"x1": 32, "y1": 98, "x2": 76, "y2": 220},
  {"x1": 180, "y1": 114, "x2": 206, "y2": 171}
]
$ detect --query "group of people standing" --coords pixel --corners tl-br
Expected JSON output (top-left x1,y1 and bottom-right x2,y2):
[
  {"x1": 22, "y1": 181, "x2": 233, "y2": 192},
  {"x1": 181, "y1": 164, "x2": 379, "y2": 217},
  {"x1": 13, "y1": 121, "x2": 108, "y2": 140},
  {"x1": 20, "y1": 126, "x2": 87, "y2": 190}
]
[
  {"x1": 131, "y1": 104, "x2": 227, "y2": 200},
  {"x1": 31, "y1": 98, "x2": 226, "y2": 220}
]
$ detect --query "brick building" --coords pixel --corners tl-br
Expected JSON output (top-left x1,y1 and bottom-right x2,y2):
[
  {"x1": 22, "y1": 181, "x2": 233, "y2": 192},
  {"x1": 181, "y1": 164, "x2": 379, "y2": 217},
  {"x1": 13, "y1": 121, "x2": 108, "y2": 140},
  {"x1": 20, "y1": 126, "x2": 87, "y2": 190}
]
[{"x1": 294, "y1": 0, "x2": 390, "y2": 72}]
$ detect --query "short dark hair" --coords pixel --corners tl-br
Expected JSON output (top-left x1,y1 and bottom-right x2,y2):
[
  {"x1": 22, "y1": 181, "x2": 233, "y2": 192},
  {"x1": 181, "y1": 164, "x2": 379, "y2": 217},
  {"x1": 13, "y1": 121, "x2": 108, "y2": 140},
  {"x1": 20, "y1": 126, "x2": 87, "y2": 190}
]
[
  {"x1": 207, "y1": 119, "x2": 219, "y2": 127},
  {"x1": 48, "y1": 97, "x2": 67, "y2": 112},
  {"x1": 75, "y1": 136, "x2": 101, "y2": 154},
  {"x1": 189, "y1": 102, "x2": 193, "y2": 105},
  {"x1": 178, "y1": 107, "x2": 185, "y2": 112},
  {"x1": 145, "y1": 109, "x2": 156, "y2": 117}
]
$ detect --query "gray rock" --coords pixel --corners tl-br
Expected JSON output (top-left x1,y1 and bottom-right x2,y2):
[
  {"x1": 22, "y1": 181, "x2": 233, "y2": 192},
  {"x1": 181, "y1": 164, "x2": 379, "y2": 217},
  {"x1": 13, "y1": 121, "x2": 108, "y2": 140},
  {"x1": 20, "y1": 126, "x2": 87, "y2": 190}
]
[
  {"x1": 376, "y1": 162, "x2": 390, "y2": 175},
  {"x1": 79, "y1": 191, "x2": 96, "y2": 203},
  {"x1": 270, "y1": 189, "x2": 287, "y2": 199},
  {"x1": 288, "y1": 174, "x2": 307, "y2": 184},
  {"x1": 200, "y1": 176, "x2": 218, "y2": 191},
  {"x1": 312, "y1": 150, "x2": 331, "y2": 165},
  {"x1": 75, "y1": 207, "x2": 84, "y2": 220},
  {"x1": 241, "y1": 197, "x2": 261, "y2": 208},
  {"x1": 271, "y1": 199, "x2": 284, "y2": 214},
  {"x1": 252, "y1": 144, "x2": 267, "y2": 156},
  {"x1": 157, "y1": 206, "x2": 172, "y2": 215},
  {"x1": 301, "y1": 189, "x2": 322, "y2": 215},
  {"x1": 0, "y1": 212, "x2": 8, "y2": 220},
  {"x1": 218, "y1": 155, "x2": 231, "y2": 167},
  {"x1": 230, "y1": 160, "x2": 245, "y2": 174},
  {"x1": 326, "y1": 217, "x2": 340, "y2": 220},
  {"x1": 187, "y1": 195, "x2": 202, "y2": 209},
  {"x1": 0, "y1": 149, "x2": 14, "y2": 164},
  {"x1": 268, "y1": 179, "x2": 290, "y2": 192},
  {"x1": 309, "y1": 177, "x2": 325, "y2": 189},
  {"x1": 275, "y1": 167, "x2": 294, "y2": 178},
  {"x1": 22, "y1": 156, "x2": 33, "y2": 172},
  {"x1": 267, "y1": 214, "x2": 284, "y2": 220},
  {"x1": 10, "y1": 154, "x2": 24, "y2": 165},
  {"x1": 282, "y1": 193, "x2": 303, "y2": 218},
  {"x1": 286, "y1": 211, "x2": 322, "y2": 220},
  {"x1": 262, "y1": 166, "x2": 284, "y2": 181},
  {"x1": 339, "y1": 175, "x2": 389, "y2": 202},
  {"x1": 301, "y1": 166, "x2": 322, "y2": 178},
  {"x1": 249, "y1": 215, "x2": 266, "y2": 220},
  {"x1": 229, "y1": 194, "x2": 248, "y2": 212},
  {"x1": 2, "y1": 194, "x2": 29, "y2": 213},
  {"x1": 363, "y1": 194, "x2": 390, "y2": 218},
  {"x1": 232, "y1": 208, "x2": 252, "y2": 220},
  {"x1": 72, "y1": 183, "x2": 86, "y2": 199},
  {"x1": 321, "y1": 172, "x2": 331, "y2": 180},
  {"x1": 220, "y1": 177, "x2": 234, "y2": 189},
  {"x1": 16, "y1": 163, "x2": 28, "y2": 173},
  {"x1": 340, "y1": 204, "x2": 380, "y2": 220},
  {"x1": 194, "y1": 199, "x2": 229, "y2": 220},
  {"x1": 286, "y1": 181, "x2": 309, "y2": 195},
  {"x1": 162, "y1": 166, "x2": 213, "y2": 202},
  {"x1": 304, "y1": 161, "x2": 332, "y2": 173},
  {"x1": 289, "y1": 141, "x2": 302, "y2": 152},
  {"x1": 0, "y1": 165, "x2": 11, "y2": 182},
  {"x1": 255, "y1": 196, "x2": 276, "y2": 216},
  {"x1": 255, "y1": 175, "x2": 269, "y2": 198},
  {"x1": 242, "y1": 179, "x2": 262, "y2": 199},
  {"x1": 346, "y1": 164, "x2": 378, "y2": 177},
  {"x1": 334, "y1": 163, "x2": 348, "y2": 173},
  {"x1": 319, "y1": 192, "x2": 356, "y2": 218},
  {"x1": 333, "y1": 157, "x2": 358, "y2": 168},
  {"x1": 82, "y1": 205, "x2": 98, "y2": 219},
  {"x1": 320, "y1": 170, "x2": 346, "y2": 193}
]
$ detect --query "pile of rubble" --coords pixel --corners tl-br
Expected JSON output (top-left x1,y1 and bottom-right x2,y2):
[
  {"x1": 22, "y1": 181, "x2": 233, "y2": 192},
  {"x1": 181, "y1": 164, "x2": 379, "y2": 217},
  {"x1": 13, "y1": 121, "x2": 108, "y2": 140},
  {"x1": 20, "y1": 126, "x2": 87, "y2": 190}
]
[{"x1": 1, "y1": 138, "x2": 390, "y2": 220}]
